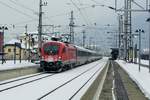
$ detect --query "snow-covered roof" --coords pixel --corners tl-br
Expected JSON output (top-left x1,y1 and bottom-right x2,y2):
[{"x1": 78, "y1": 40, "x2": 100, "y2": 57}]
[
  {"x1": 6, "y1": 39, "x2": 20, "y2": 44},
  {"x1": 5, "y1": 39, "x2": 26, "y2": 49}
]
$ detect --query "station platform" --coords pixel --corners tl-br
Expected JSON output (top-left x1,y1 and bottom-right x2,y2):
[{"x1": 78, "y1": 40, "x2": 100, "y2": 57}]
[
  {"x1": 79, "y1": 59, "x2": 150, "y2": 100},
  {"x1": 97, "y1": 60, "x2": 150, "y2": 100},
  {"x1": 0, "y1": 60, "x2": 40, "y2": 81},
  {"x1": 116, "y1": 60, "x2": 150, "y2": 99}
]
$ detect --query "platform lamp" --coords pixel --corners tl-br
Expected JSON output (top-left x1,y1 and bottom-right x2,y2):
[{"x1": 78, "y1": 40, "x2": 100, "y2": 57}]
[
  {"x1": 135, "y1": 29, "x2": 144, "y2": 72},
  {"x1": 0, "y1": 26, "x2": 8, "y2": 64}
]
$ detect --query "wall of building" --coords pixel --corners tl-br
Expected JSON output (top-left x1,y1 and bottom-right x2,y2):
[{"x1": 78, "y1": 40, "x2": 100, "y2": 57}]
[{"x1": 4, "y1": 45, "x2": 29, "y2": 60}]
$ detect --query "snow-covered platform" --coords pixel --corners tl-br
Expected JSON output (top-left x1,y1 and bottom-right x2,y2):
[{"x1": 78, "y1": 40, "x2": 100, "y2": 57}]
[
  {"x1": 116, "y1": 60, "x2": 150, "y2": 99},
  {"x1": 0, "y1": 60, "x2": 40, "y2": 81},
  {"x1": 0, "y1": 60, "x2": 39, "y2": 71}
]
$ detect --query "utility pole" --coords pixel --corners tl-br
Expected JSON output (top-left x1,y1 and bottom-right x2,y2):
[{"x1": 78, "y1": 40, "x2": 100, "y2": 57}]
[
  {"x1": 149, "y1": 15, "x2": 150, "y2": 72},
  {"x1": 69, "y1": 11, "x2": 74, "y2": 44},
  {"x1": 118, "y1": 15, "x2": 123, "y2": 59},
  {"x1": 0, "y1": 26, "x2": 8, "y2": 64},
  {"x1": 82, "y1": 30, "x2": 86, "y2": 47},
  {"x1": 128, "y1": 0, "x2": 132, "y2": 61},
  {"x1": 25, "y1": 25, "x2": 27, "y2": 60},
  {"x1": 146, "y1": 1, "x2": 150, "y2": 72},
  {"x1": 114, "y1": 0, "x2": 149, "y2": 62},
  {"x1": 38, "y1": 0, "x2": 42, "y2": 53},
  {"x1": 123, "y1": 0, "x2": 132, "y2": 61},
  {"x1": 38, "y1": 0, "x2": 47, "y2": 59}
]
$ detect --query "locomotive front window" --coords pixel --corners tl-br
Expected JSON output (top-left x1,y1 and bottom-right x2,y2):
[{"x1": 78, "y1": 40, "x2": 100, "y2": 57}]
[{"x1": 44, "y1": 45, "x2": 59, "y2": 55}]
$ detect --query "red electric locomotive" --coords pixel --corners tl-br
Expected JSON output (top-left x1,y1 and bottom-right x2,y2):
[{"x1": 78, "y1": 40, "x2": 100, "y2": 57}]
[
  {"x1": 40, "y1": 41, "x2": 77, "y2": 71},
  {"x1": 40, "y1": 40, "x2": 101, "y2": 72}
]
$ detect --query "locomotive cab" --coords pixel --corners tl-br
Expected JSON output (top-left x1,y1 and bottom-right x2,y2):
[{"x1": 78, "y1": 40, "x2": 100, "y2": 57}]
[
  {"x1": 40, "y1": 41, "x2": 76, "y2": 72},
  {"x1": 40, "y1": 42, "x2": 63, "y2": 71}
]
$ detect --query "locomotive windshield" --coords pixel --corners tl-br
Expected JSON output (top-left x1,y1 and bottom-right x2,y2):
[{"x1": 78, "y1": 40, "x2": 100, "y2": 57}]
[{"x1": 43, "y1": 44, "x2": 59, "y2": 55}]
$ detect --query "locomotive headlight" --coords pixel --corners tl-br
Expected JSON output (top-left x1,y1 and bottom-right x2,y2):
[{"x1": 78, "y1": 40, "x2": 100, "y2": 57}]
[
  {"x1": 57, "y1": 57, "x2": 62, "y2": 66},
  {"x1": 58, "y1": 56, "x2": 61, "y2": 60},
  {"x1": 41, "y1": 56, "x2": 44, "y2": 60}
]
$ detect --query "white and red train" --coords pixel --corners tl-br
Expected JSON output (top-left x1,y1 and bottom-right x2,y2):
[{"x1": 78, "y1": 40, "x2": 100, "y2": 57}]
[{"x1": 40, "y1": 41, "x2": 101, "y2": 72}]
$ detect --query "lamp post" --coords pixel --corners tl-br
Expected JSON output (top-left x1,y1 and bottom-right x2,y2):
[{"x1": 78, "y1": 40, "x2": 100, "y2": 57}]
[
  {"x1": 135, "y1": 29, "x2": 144, "y2": 72},
  {"x1": 82, "y1": 30, "x2": 86, "y2": 47},
  {"x1": 0, "y1": 26, "x2": 8, "y2": 64}
]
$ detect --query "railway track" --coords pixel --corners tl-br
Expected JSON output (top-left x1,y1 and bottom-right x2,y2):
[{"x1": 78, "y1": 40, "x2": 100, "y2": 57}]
[
  {"x1": 37, "y1": 61, "x2": 103, "y2": 100},
  {"x1": 0, "y1": 72, "x2": 44, "y2": 85},
  {"x1": 0, "y1": 60, "x2": 102, "y2": 92},
  {"x1": 0, "y1": 60, "x2": 101, "y2": 93},
  {"x1": 68, "y1": 63, "x2": 104, "y2": 100},
  {"x1": 0, "y1": 59, "x2": 107, "y2": 100},
  {"x1": 0, "y1": 73, "x2": 55, "y2": 92}
]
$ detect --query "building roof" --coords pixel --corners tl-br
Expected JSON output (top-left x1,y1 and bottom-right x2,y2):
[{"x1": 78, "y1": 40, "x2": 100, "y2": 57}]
[
  {"x1": 6, "y1": 39, "x2": 20, "y2": 44},
  {"x1": 5, "y1": 39, "x2": 26, "y2": 49}
]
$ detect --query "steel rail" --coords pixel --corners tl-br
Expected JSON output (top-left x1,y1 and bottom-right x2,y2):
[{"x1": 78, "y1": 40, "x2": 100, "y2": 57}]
[
  {"x1": 38, "y1": 61, "x2": 101, "y2": 100},
  {"x1": 69, "y1": 63, "x2": 105, "y2": 100},
  {"x1": 0, "y1": 73, "x2": 55, "y2": 93},
  {"x1": 0, "y1": 72, "x2": 44, "y2": 85}
]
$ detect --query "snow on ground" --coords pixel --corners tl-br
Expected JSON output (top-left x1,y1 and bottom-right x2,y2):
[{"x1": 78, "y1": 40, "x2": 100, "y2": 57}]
[
  {"x1": 134, "y1": 58, "x2": 149, "y2": 65},
  {"x1": 141, "y1": 59, "x2": 149, "y2": 65},
  {"x1": 43, "y1": 59, "x2": 107, "y2": 100},
  {"x1": 0, "y1": 59, "x2": 107, "y2": 100},
  {"x1": 116, "y1": 60, "x2": 150, "y2": 99},
  {"x1": 0, "y1": 60, "x2": 38, "y2": 71}
]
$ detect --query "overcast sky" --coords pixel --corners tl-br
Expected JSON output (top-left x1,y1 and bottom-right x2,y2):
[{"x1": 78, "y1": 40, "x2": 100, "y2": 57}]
[{"x1": 0, "y1": 0, "x2": 149, "y2": 51}]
